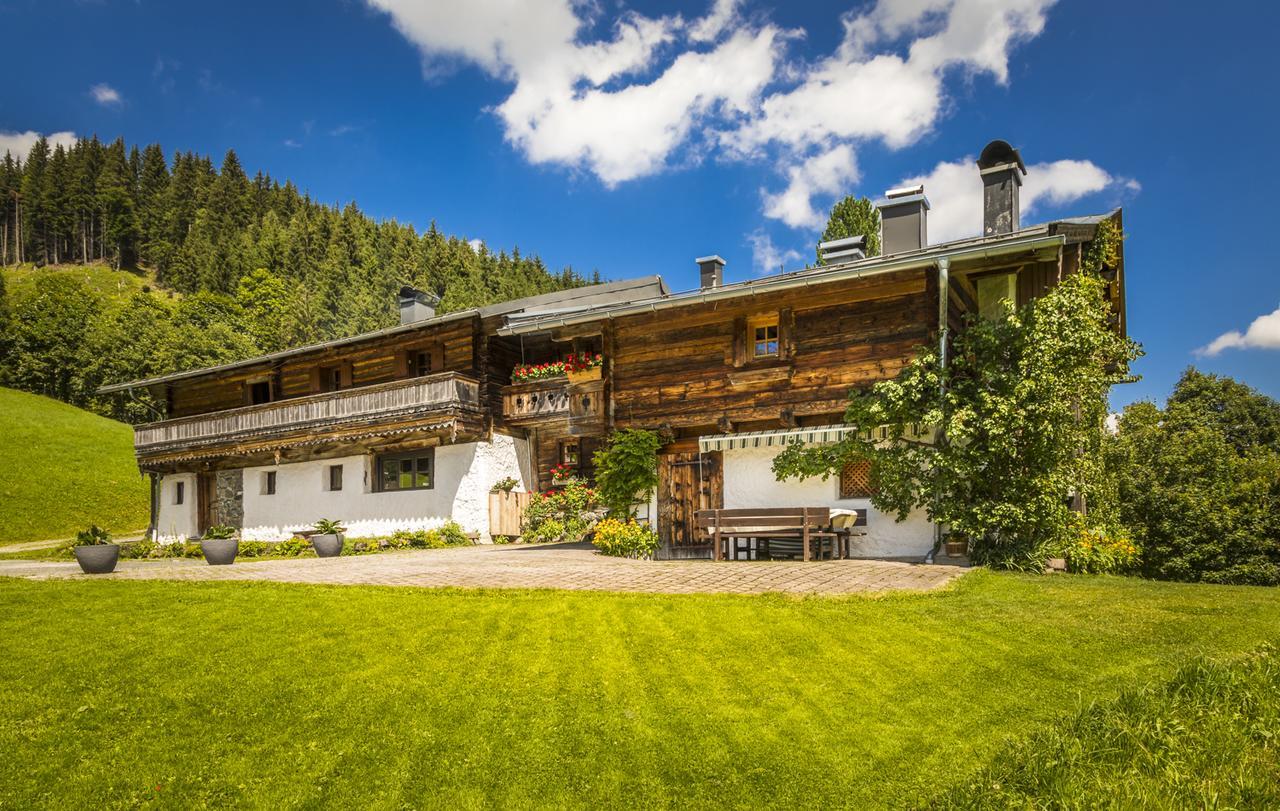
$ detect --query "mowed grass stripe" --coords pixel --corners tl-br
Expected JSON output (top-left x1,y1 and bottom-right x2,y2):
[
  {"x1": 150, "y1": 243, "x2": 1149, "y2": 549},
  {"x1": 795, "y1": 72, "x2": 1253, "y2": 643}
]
[{"x1": 2, "y1": 572, "x2": 1279, "y2": 807}]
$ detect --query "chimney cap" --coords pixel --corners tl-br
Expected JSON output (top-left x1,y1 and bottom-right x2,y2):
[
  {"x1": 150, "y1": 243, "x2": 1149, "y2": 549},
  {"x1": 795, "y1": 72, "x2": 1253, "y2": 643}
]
[
  {"x1": 818, "y1": 234, "x2": 866, "y2": 252},
  {"x1": 977, "y1": 139, "x2": 1027, "y2": 175},
  {"x1": 877, "y1": 190, "x2": 931, "y2": 211},
  {"x1": 695, "y1": 255, "x2": 726, "y2": 266},
  {"x1": 885, "y1": 184, "x2": 924, "y2": 199}
]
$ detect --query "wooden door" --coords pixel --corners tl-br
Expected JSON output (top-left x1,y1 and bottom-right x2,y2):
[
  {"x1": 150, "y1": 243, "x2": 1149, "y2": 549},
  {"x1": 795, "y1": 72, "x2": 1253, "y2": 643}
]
[
  {"x1": 658, "y1": 451, "x2": 723, "y2": 549},
  {"x1": 196, "y1": 472, "x2": 216, "y2": 536}
]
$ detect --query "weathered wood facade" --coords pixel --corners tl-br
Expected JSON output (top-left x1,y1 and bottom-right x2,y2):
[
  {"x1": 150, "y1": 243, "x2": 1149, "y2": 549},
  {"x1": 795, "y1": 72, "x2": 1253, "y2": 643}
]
[{"x1": 100, "y1": 203, "x2": 1124, "y2": 553}]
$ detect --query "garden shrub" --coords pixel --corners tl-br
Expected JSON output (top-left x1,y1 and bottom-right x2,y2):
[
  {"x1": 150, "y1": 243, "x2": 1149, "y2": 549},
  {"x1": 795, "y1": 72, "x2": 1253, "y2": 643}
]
[
  {"x1": 237, "y1": 541, "x2": 271, "y2": 558},
  {"x1": 1107, "y1": 370, "x2": 1280, "y2": 586},
  {"x1": 523, "y1": 480, "x2": 601, "y2": 543},
  {"x1": 592, "y1": 429, "x2": 661, "y2": 518},
  {"x1": 592, "y1": 518, "x2": 659, "y2": 559},
  {"x1": 345, "y1": 522, "x2": 472, "y2": 553},
  {"x1": 275, "y1": 536, "x2": 312, "y2": 557},
  {"x1": 1057, "y1": 523, "x2": 1139, "y2": 574}
]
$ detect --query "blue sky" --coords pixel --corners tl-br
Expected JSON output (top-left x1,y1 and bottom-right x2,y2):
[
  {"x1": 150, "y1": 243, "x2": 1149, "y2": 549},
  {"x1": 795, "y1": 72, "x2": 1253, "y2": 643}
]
[{"x1": 1, "y1": 0, "x2": 1277, "y2": 407}]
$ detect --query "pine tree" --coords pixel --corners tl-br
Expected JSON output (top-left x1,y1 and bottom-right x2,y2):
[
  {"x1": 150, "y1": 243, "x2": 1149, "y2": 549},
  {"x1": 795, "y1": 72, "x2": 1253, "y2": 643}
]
[
  {"x1": 20, "y1": 136, "x2": 50, "y2": 264},
  {"x1": 0, "y1": 152, "x2": 18, "y2": 265},
  {"x1": 97, "y1": 138, "x2": 140, "y2": 268},
  {"x1": 137, "y1": 143, "x2": 172, "y2": 270},
  {"x1": 817, "y1": 195, "x2": 881, "y2": 264}
]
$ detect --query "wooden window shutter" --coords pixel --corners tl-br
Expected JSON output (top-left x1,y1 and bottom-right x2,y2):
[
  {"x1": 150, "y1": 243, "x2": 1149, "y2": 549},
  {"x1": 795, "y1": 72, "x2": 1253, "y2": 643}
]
[
  {"x1": 778, "y1": 308, "x2": 796, "y2": 359},
  {"x1": 308, "y1": 367, "x2": 322, "y2": 394},
  {"x1": 431, "y1": 342, "x2": 445, "y2": 371},
  {"x1": 731, "y1": 316, "x2": 747, "y2": 367},
  {"x1": 394, "y1": 350, "x2": 410, "y2": 378},
  {"x1": 339, "y1": 362, "x2": 354, "y2": 388}
]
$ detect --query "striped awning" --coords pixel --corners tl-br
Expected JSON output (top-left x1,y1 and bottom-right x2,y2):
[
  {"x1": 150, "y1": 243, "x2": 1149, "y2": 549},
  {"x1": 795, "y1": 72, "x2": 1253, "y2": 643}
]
[
  {"x1": 698, "y1": 424, "x2": 853, "y2": 453},
  {"x1": 698, "y1": 423, "x2": 936, "y2": 453}
]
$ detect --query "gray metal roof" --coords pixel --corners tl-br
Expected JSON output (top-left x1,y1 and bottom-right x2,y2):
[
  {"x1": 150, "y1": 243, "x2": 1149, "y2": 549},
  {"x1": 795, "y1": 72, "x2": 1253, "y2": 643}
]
[
  {"x1": 501, "y1": 213, "x2": 1115, "y2": 335},
  {"x1": 97, "y1": 275, "x2": 668, "y2": 393}
]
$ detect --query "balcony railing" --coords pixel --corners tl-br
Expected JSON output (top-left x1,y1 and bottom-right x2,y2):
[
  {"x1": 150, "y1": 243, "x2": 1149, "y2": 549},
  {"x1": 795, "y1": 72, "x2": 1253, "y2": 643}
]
[
  {"x1": 502, "y1": 376, "x2": 606, "y2": 432},
  {"x1": 134, "y1": 372, "x2": 481, "y2": 454},
  {"x1": 502, "y1": 377, "x2": 570, "y2": 424}
]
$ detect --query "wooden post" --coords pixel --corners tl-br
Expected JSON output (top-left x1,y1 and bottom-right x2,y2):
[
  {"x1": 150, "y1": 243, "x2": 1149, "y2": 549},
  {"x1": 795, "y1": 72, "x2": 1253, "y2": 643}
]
[
  {"x1": 713, "y1": 509, "x2": 722, "y2": 562},
  {"x1": 802, "y1": 507, "x2": 811, "y2": 561}
]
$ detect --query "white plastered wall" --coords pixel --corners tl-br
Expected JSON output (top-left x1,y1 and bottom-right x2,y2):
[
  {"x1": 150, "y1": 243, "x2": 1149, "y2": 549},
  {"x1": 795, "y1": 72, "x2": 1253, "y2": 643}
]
[
  {"x1": 155, "y1": 472, "x2": 199, "y2": 540},
  {"x1": 155, "y1": 435, "x2": 530, "y2": 543},
  {"x1": 720, "y1": 446, "x2": 934, "y2": 559}
]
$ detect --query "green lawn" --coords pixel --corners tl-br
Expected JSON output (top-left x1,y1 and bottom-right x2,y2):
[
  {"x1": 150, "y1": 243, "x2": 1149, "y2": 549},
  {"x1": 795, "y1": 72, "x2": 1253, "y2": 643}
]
[
  {"x1": 1, "y1": 571, "x2": 1278, "y2": 807},
  {"x1": 0, "y1": 387, "x2": 149, "y2": 544},
  {"x1": 940, "y1": 643, "x2": 1280, "y2": 808}
]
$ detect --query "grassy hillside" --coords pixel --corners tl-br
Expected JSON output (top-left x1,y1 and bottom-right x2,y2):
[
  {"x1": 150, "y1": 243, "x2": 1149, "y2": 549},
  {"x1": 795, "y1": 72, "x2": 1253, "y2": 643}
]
[
  {"x1": 2, "y1": 262, "x2": 163, "y2": 303},
  {"x1": 0, "y1": 387, "x2": 149, "y2": 544}
]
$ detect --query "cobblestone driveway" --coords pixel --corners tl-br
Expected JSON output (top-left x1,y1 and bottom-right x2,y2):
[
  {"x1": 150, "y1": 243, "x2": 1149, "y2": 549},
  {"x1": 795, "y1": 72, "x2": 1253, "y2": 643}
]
[{"x1": 0, "y1": 543, "x2": 966, "y2": 596}]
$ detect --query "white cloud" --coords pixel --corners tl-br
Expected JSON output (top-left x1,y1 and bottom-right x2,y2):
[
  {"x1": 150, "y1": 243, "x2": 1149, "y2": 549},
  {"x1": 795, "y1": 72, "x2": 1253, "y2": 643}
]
[
  {"x1": 763, "y1": 144, "x2": 859, "y2": 229},
  {"x1": 90, "y1": 83, "x2": 122, "y2": 106},
  {"x1": 1197, "y1": 304, "x2": 1280, "y2": 356},
  {"x1": 468, "y1": 238, "x2": 484, "y2": 252},
  {"x1": 366, "y1": 0, "x2": 784, "y2": 186},
  {"x1": 746, "y1": 229, "x2": 804, "y2": 275},
  {"x1": 689, "y1": 0, "x2": 743, "y2": 42},
  {"x1": 0, "y1": 130, "x2": 78, "y2": 161},
  {"x1": 899, "y1": 155, "x2": 1122, "y2": 244},
  {"x1": 283, "y1": 138, "x2": 302, "y2": 149},
  {"x1": 367, "y1": 0, "x2": 1126, "y2": 235}
]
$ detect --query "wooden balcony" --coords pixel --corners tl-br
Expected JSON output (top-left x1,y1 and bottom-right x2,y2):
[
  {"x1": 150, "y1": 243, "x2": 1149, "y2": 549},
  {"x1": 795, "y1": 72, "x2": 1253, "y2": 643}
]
[
  {"x1": 134, "y1": 372, "x2": 482, "y2": 457},
  {"x1": 502, "y1": 378, "x2": 570, "y2": 424},
  {"x1": 502, "y1": 377, "x2": 606, "y2": 434}
]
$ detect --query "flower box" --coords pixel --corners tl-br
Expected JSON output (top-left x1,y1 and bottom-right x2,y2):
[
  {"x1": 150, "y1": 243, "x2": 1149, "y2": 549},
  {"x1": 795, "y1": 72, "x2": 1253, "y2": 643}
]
[{"x1": 566, "y1": 366, "x2": 602, "y2": 384}]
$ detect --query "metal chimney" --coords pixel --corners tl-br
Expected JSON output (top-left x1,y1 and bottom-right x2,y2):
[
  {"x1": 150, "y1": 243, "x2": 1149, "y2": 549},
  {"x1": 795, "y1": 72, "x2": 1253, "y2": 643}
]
[
  {"x1": 696, "y1": 255, "x2": 725, "y2": 289},
  {"x1": 877, "y1": 185, "x2": 929, "y2": 254},
  {"x1": 398, "y1": 286, "x2": 438, "y2": 325},
  {"x1": 977, "y1": 140, "x2": 1027, "y2": 236}
]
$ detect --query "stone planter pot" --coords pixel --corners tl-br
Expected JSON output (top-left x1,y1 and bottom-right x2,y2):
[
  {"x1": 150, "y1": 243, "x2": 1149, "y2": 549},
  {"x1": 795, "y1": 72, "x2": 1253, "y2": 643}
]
[
  {"x1": 566, "y1": 366, "x2": 602, "y2": 384},
  {"x1": 73, "y1": 544, "x2": 120, "y2": 574},
  {"x1": 312, "y1": 533, "x2": 344, "y2": 558},
  {"x1": 201, "y1": 538, "x2": 239, "y2": 566}
]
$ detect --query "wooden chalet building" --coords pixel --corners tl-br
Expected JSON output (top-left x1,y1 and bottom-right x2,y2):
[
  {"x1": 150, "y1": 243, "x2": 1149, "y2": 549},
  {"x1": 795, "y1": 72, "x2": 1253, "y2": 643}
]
[{"x1": 102, "y1": 140, "x2": 1126, "y2": 558}]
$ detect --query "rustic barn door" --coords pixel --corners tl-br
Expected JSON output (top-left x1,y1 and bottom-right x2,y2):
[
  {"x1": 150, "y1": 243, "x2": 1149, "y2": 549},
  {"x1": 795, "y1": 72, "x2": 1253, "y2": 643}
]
[
  {"x1": 658, "y1": 451, "x2": 723, "y2": 552},
  {"x1": 196, "y1": 472, "x2": 216, "y2": 536}
]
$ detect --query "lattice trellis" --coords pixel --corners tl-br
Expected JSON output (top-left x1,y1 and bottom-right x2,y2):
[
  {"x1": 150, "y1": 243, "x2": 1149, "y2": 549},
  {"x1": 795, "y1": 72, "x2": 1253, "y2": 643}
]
[{"x1": 839, "y1": 461, "x2": 875, "y2": 499}]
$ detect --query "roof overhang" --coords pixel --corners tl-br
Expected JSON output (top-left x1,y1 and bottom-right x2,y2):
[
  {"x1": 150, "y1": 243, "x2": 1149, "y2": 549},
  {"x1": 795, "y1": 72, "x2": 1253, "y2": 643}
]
[{"x1": 500, "y1": 232, "x2": 1065, "y2": 336}]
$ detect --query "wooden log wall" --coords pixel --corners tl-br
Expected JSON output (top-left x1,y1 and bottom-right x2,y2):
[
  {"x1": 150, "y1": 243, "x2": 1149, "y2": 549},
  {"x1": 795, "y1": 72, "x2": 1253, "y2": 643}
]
[
  {"x1": 609, "y1": 269, "x2": 933, "y2": 431},
  {"x1": 168, "y1": 318, "x2": 478, "y2": 419}
]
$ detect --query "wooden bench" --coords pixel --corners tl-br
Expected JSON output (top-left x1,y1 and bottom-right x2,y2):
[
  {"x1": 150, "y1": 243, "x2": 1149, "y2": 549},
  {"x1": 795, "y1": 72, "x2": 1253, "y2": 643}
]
[{"x1": 696, "y1": 507, "x2": 840, "y2": 562}]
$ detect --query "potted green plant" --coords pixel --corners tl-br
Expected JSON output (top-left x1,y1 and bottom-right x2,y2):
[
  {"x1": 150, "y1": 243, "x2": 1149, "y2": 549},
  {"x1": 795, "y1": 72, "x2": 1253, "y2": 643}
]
[
  {"x1": 200, "y1": 525, "x2": 239, "y2": 565},
  {"x1": 72, "y1": 525, "x2": 120, "y2": 574},
  {"x1": 943, "y1": 532, "x2": 968, "y2": 557},
  {"x1": 311, "y1": 519, "x2": 346, "y2": 557}
]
